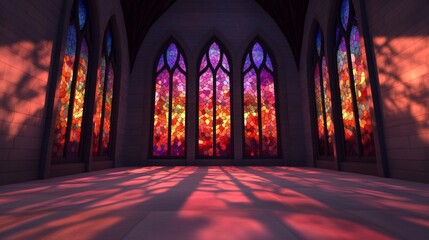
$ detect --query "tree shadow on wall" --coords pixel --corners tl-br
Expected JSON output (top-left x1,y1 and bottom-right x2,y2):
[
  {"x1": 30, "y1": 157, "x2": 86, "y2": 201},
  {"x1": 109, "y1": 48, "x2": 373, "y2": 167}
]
[
  {"x1": 0, "y1": 37, "x2": 53, "y2": 184},
  {"x1": 372, "y1": 33, "x2": 429, "y2": 180}
]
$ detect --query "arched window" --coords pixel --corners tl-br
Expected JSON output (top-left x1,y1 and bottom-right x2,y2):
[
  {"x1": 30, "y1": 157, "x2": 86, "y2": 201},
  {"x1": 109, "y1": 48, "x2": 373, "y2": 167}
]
[
  {"x1": 335, "y1": 0, "x2": 376, "y2": 157},
  {"x1": 197, "y1": 40, "x2": 232, "y2": 157},
  {"x1": 242, "y1": 40, "x2": 279, "y2": 158},
  {"x1": 52, "y1": 0, "x2": 91, "y2": 160},
  {"x1": 93, "y1": 24, "x2": 116, "y2": 158},
  {"x1": 312, "y1": 26, "x2": 335, "y2": 157},
  {"x1": 152, "y1": 40, "x2": 187, "y2": 157}
]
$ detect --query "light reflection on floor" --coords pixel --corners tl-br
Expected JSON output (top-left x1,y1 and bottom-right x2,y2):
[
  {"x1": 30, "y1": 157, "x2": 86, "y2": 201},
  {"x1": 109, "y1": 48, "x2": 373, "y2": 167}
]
[{"x1": 0, "y1": 167, "x2": 428, "y2": 239}]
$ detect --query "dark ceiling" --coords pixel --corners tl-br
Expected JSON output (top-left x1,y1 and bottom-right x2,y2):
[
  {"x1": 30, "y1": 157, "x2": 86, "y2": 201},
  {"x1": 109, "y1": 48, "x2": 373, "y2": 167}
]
[{"x1": 120, "y1": 0, "x2": 308, "y2": 69}]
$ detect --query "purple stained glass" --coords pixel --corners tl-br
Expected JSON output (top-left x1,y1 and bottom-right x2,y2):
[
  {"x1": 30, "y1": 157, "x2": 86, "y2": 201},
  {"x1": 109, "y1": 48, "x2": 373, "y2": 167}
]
[
  {"x1": 221, "y1": 54, "x2": 230, "y2": 71},
  {"x1": 243, "y1": 54, "x2": 251, "y2": 72},
  {"x1": 166, "y1": 43, "x2": 178, "y2": 69},
  {"x1": 200, "y1": 55, "x2": 208, "y2": 71},
  {"x1": 157, "y1": 54, "x2": 164, "y2": 71},
  {"x1": 209, "y1": 42, "x2": 221, "y2": 68},
  {"x1": 107, "y1": 29, "x2": 113, "y2": 56},
  {"x1": 265, "y1": 54, "x2": 273, "y2": 71},
  {"x1": 260, "y1": 68, "x2": 278, "y2": 156},
  {"x1": 252, "y1": 42, "x2": 264, "y2": 69},
  {"x1": 316, "y1": 27, "x2": 322, "y2": 56},
  {"x1": 78, "y1": 0, "x2": 87, "y2": 30},
  {"x1": 179, "y1": 54, "x2": 186, "y2": 71},
  {"x1": 340, "y1": 0, "x2": 349, "y2": 30}
]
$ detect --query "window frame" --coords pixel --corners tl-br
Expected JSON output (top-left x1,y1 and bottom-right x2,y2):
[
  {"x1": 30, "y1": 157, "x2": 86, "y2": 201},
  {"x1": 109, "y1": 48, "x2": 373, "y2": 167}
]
[
  {"x1": 308, "y1": 25, "x2": 337, "y2": 162},
  {"x1": 92, "y1": 22, "x2": 117, "y2": 161},
  {"x1": 51, "y1": 0, "x2": 93, "y2": 164},
  {"x1": 241, "y1": 38, "x2": 282, "y2": 159},
  {"x1": 196, "y1": 37, "x2": 234, "y2": 159},
  {"x1": 149, "y1": 38, "x2": 189, "y2": 159}
]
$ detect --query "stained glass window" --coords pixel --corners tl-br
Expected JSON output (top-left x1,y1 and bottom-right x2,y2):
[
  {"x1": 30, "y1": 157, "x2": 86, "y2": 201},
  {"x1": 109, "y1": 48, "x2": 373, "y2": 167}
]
[
  {"x1": 335, "y1": 0, "x2": 375, "y2": 157},
  {"x1": 243, "y1": 41, "x2": 279, "y2": 157},
  {"x1": 52, "y1": 0, "x2": 91, "y2": 159},
  {"x1": 198, "y1": 40, "x2": 232, "y2": 157},
  {"x1": 93, "y1": 24, "x2": 116, "y2": 158},
  {"x1": 152, "y1": 41, "x2": 187, "y2": 157},
  {"x1": 312, "y1": 26, "x2": 335, "y2": 157}
]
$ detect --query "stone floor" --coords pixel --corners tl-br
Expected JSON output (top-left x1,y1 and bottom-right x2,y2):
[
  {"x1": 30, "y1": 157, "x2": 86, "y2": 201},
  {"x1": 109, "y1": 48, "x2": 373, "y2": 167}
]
[{"x1": 0, "y1": 167, "x2": 428, "y2": 240}]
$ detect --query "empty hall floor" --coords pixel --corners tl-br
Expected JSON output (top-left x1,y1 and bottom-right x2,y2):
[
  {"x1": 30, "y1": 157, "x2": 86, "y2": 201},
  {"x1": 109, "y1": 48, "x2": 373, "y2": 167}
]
[{"x1": 0, "y1": 166, "x2": 428, "y2": 240}]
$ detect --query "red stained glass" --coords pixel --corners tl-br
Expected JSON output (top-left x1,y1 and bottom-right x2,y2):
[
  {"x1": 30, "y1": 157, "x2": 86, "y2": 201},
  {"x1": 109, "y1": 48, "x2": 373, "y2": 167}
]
[
  {"x1": 337, "y1": 37, "x2": 358, "y2": 155},
  {"x1": 153, "y1": 70, "x2": 170, "y2": 156},
  {"x1": 260, "y1": 69, "x2": 278, "y2": 156},
  {"x1": 52, "y1": 26, "x2": 77, "y2": 157},
  {"x1": 170, "y1": 69, "x2": 186, "y2": 156},
  {"x1": 93, "y1": 57, "x2": 105, "y2": 155},
  {"x1": 322, "y1": 57, "x2": 335, "y2": 155},
  {"x1": 102, "y1": 65, "x2": 114, "y2": 156},
  {"x1": 350, "y1": 26, "x2": 375, "y2": 156},
  {"x1": 215, "y1": 68, "x2": 231, "y2": 156},
  {"x1": 314, "y1": 63, "x2": 326, "y2": 155},
  {"x1": 68, "y1": 38, "x2": 89, "y2": 157},
  {"x1": 93, "y1": 27, "x2": 116, "y2": 158},
  {"x1": 243, "y1": 69, "x2": 260, "y2": 157},
  {"x1": 152, "y1": 42, "x2": 187, "y2": 157},
  {"x1": 198, "y1": 70, "x2": 214, "y2": 156},
  {"x1": 198, "y1": 41, "x2": 232, "y2": 157}
]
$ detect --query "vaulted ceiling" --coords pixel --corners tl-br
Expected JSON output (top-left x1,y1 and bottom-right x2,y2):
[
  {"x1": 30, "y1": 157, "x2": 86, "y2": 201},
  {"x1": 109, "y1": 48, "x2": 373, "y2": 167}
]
[{"x1": 120, "y1": 0, "x2": 309, "y2": 69}]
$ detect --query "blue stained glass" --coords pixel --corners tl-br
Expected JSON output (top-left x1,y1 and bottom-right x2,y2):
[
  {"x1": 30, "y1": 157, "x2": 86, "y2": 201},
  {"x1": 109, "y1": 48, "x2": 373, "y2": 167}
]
[
  {"x1": 221, "y1": 54, "x2": 229, "y2": 72},
  {"x1": 252, "y1": 42, "x2": 264, "y2": 69},
  {"x1": 340, "y1": 0, "x2": 349, "y2": 30},
  {"x1": 166, "y1": 43, "x2": 178, "y2": 69},
  {"x1": 179, "y1": 54, "x2": 186, "y2": 71},
  {"x1": 209, "y1": 42, "x2": 221, "y2": 68},
  {"x1": 107, "y1": 29, "x2": 113, "y2": 56},
  {"x1": 265, "y1": 54, "x2": 273, "y2": 71},
  {"x1": 316, "y1": 27, "x2": 322, "y2": 56},
  {"x1": 78, "y1": 0, "x2": 87, "y2": 30},
  {"x1": 243, "y1": 54, "x2": 251, "y2": 72},
  {"x1": 65, "y1": 26, "x2": 77, "y2": 57},
  {"x1": 157, "y1": 54, "x2": 164, "y2": 71}
]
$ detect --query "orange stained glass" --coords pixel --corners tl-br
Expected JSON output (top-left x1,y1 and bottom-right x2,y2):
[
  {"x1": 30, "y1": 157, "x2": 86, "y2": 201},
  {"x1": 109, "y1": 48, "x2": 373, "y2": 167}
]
[
  {"x1": 68, "y1": 38, "x2": 89, "y2": 157},
  {"x1": 52, "y1": 26, "x2": 77, "y2": 157},
  {"x1": 350, "y1": 26, "x2": 375, "y2": 156},
  {"x1": 93, "y1": 57, "x2": 106, "y2": 155},
  {"x1": 102, "y1": 65, "x2": 114, "y2": 156},
  {"x1": 313, "y1": 63, "x2": 326, "y2": 155},
  {"x1": 322, "y1": 57, "x2": 335, "y2": 155},
  {"x1": 337, "y1": 37, "x2": 358, "y2": 155},
  {"x1": 215, "y1": 68, "x2": 231, "y2": 156},
  {"x1": 170, "y1": 69, "x2": 186, "y2": 156},
  {"x1": 260, "y1": 69, "x2": 278, "y2": 156},
  {"x1": 153, "y1": 70, "x2": 170, "y2": 156},
  {"x1": 198, "y1": 70, "x2": 214, "y2": 156},
  {"x1": 243, "y1": 69, "x2": 260, "y2": 157}
]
